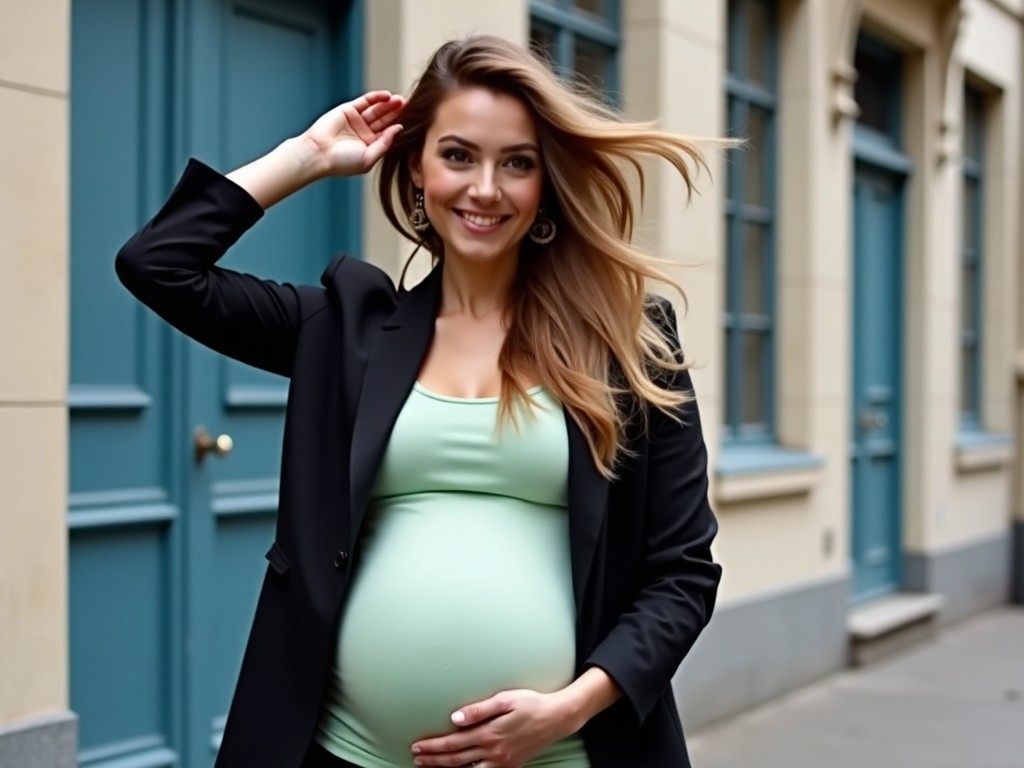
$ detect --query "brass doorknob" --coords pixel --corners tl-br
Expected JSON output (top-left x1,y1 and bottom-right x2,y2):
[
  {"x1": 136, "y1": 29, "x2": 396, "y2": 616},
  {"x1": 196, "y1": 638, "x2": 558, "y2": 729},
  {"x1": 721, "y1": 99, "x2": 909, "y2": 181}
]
[
  {"x1": 858, "y1": 409, "x2": 888, "y2": 431},
  {"x1": 194, "y1": 428, "x2": 234, "y2": 462}
]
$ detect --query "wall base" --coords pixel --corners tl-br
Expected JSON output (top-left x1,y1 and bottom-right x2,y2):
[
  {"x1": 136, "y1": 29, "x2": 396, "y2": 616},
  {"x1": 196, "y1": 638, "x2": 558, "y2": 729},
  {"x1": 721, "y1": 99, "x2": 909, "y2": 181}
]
[
  {"x1": 673, "y1": 574, "x2": 849, "y2": 732},
  {"x1": 1012, "y1": 522, "x2": 1024, "y2": 605},
  {"x1": 0, "y1": 710, "x2": 77, "y2": 768},
  {"x1": 904, "y1": 531, "x2": 1011, "y2": 624}
]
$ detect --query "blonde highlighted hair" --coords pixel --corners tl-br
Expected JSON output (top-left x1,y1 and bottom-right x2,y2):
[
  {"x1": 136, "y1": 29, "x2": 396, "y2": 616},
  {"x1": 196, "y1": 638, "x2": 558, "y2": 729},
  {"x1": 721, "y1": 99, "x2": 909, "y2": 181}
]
[{"x1": 378, "y1": 35, "x2": 712, "y2": 477}]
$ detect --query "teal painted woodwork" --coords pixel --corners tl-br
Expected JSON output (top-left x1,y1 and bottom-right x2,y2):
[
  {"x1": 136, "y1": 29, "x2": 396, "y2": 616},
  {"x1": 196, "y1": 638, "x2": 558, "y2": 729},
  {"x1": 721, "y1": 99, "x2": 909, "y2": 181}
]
[
  {"x1": 849, "y1": 35, "x2": 906, "y2": 601},
  {"x1": 961, "y1": 85, "x2": 985, "y2": 428},
  {"x1": 723, "y1": 0, "x2": 777, "y2": 444},
  {"x1": 850, "y1": 162, "x2": 904, "y2": 600},
  {"x1": 69, "y1": 1, "x2": 363, "y2": 766}
]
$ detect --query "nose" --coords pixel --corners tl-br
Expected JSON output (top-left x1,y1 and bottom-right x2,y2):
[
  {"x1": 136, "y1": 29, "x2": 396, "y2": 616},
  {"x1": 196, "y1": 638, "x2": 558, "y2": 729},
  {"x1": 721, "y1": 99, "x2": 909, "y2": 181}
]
[{"x1": 469, "y1": 165, "x2": 502, "y2": 204}]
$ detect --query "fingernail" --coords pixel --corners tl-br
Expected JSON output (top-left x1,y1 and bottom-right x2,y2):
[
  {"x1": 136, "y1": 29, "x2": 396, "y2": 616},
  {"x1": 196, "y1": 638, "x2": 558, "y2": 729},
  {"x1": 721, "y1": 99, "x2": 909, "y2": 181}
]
[
  {"x1": 411, "y1": 745, "x2": 421, "y2": 754},
  {"x1": 451, "y1": 711, "x2": 465, "y2": 724}
]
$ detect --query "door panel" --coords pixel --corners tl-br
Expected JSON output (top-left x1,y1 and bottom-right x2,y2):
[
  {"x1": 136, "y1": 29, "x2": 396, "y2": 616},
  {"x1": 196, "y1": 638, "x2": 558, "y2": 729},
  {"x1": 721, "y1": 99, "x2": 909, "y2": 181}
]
[
  {"x1": 850, "y1": 163, "x2": 903, "y2": 600},
  {"x1": 69, "y1": 2, "x2": 181, "y2": 766},
  {"x1": 70, "y1": 528, "x2": 178, "y2": 767},
  {"x1": 70, "y1": 1, "x2": 361, "y2": 766}
]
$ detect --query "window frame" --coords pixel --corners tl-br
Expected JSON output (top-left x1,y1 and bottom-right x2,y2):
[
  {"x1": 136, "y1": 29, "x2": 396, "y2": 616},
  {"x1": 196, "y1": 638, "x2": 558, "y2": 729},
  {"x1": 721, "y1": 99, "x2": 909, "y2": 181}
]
[
  {"x1": 960, "y1": 83, "x2": 985, "y2": 429},
  {"x1": 528, "y1": 0, "x2": 621, "y2": 98},
  {"x1": 723, "y1": 0, "x2": 779, "y2": 444}
]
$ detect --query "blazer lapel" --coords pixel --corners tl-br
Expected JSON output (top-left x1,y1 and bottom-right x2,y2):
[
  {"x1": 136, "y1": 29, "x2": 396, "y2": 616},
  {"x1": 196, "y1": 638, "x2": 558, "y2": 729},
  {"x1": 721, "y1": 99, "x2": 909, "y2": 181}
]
[
  {"x1": 565, "y1": 412, "x2": 610, "y2": 614},
  {"x1": 349, "y1": 266, "x2": 442, "y2": 546}
]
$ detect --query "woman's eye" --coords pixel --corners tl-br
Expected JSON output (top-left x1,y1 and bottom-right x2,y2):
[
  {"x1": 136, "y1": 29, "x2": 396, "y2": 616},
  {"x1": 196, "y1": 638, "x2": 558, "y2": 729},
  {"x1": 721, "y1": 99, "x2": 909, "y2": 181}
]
[
  {"x1": 442, "y1": 149, "x2": 471, "y2": 163},
  {"x1": 507, "y1": 156, "x2": 535, "y2": 170}
]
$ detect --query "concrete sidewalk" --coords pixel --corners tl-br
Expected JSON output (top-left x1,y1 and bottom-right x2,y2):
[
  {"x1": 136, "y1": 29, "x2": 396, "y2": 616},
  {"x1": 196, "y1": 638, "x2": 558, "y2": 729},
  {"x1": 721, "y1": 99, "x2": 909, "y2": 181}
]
[{"x1": 686, "y1": 607, "x2": 1024, "y2": 768}]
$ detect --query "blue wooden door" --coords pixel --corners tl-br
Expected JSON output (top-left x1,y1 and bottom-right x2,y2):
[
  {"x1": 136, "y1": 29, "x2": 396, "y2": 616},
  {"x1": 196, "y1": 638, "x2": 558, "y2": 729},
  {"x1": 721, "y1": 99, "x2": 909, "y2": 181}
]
[
  {"x1": 850, "y1": 162, "x2": 903, "y2": 600},
  {"x1": 68, "y1": 2, "x2": 362, "y2": 766},
  {"x1": 181, "y1": 1, "x2": 362, "y2": 763}
]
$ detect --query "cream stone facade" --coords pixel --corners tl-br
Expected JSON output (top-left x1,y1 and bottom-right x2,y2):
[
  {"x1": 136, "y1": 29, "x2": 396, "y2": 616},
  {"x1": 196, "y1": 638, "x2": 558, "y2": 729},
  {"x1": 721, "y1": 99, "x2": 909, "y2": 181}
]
[
  {"x1": 1, "y1": 0, "x2": 1022, "y2": 764},
  {"x1": 0, "y1": 0, "x2": 76, "y2": 764}
]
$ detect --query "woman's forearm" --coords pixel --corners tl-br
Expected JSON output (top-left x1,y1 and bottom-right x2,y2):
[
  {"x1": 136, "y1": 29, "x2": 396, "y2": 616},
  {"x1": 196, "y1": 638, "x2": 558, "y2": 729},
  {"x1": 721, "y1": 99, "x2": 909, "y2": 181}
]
[
  {"x1": 225, "y1": 136, "x2": 329, "y2": 210},
  {"x1": 558, "y1": 667, "x2": 623, "y2": 732}
]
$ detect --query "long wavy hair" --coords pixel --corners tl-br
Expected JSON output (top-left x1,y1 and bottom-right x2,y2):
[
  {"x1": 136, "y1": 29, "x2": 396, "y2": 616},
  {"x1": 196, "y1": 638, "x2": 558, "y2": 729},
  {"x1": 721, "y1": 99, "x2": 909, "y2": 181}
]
[{"x1": 378, "y1": 35, "x2": 710, "y2": 477}]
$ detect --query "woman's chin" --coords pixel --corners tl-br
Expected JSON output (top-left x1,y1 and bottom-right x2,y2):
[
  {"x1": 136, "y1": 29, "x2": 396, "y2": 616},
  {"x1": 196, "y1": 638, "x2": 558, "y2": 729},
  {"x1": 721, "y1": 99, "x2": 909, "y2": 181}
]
[{"x1": 445, "y1": 242, "x2": 519, "y2": 265}]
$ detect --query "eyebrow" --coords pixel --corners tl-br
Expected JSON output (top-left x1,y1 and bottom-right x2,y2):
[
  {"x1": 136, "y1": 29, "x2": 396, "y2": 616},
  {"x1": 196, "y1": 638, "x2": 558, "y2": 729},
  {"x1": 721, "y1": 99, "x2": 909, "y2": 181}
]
[{"x1": 437, "y1": 134, "x2": 540, "y2": 154}]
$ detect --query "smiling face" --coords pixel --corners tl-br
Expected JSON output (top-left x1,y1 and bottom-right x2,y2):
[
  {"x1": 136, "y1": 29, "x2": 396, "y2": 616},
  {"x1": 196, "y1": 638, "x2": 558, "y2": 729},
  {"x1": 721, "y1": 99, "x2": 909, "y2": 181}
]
[{"x1": 410, "y1": 86, "x2": 544, "y2": 268}]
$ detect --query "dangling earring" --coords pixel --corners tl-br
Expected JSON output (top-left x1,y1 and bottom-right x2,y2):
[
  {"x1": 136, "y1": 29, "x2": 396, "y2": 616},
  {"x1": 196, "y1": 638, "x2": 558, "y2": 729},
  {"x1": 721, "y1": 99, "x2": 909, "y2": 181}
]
[
  {"x1": 528, "y1": 206, "x2": 557, "y2": 245},
  {"x1": 409, "y1": 189, "x2": 431, "y2": 233}
]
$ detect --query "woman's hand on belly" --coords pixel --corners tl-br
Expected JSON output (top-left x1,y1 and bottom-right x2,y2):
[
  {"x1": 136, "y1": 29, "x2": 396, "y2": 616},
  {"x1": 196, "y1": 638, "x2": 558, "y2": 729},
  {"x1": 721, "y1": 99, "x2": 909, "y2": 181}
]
[{"x1": 408, "y1": 687, "x2": 576, "y2": 767}]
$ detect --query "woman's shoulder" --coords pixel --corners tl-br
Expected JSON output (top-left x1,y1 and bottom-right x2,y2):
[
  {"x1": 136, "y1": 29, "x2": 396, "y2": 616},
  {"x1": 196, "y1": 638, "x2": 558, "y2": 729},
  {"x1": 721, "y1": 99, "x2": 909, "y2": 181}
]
[
  {"x1": 643, "y1": 293, "x2": 679, "y2": 339},
  {"x1": 644, "y1": 292, "x2": 674, "y2": 315},
  {"x1": 317, "y1": 254, "x2": 402, "y2": 315},
  {"x1": 320, "y1": 254, "x2": 397, "y2": 294},
  {"x1": 310, "y1": 254, "x2": 444, "y2": 336}
]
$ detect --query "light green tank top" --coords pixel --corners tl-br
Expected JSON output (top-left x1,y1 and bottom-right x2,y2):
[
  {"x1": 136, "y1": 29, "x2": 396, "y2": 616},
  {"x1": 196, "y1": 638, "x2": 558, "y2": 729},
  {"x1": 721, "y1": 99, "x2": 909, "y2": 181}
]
[{"x1": 315, "y1": 382, "x2": 590, "y2": 767}]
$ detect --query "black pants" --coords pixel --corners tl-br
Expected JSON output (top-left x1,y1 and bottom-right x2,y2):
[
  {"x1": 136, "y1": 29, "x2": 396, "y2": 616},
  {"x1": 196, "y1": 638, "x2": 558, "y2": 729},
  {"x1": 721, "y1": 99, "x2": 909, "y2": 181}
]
[{"x1": 301, "y1": 741, "x2": 363, "y2": 768}]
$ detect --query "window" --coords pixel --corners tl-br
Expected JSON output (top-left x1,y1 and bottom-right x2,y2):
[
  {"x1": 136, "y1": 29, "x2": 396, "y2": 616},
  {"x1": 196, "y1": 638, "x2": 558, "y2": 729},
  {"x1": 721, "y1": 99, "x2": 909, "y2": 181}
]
[
  {"x1": 723, "y1": 0, "x2": 777, "y2": 442},
  {"x1": 529, "y1": 0, "x2": 620, "y2": 96},
  {"x1": 961, "y1": 84, "x2": 985, "y2": 427}
]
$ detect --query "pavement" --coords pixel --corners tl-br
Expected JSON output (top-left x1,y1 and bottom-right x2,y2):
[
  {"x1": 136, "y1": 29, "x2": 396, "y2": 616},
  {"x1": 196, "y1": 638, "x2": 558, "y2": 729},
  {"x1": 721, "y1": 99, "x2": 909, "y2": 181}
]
[{"x1": 686, "y1": 607, "x2": 1024, "y2": 768}]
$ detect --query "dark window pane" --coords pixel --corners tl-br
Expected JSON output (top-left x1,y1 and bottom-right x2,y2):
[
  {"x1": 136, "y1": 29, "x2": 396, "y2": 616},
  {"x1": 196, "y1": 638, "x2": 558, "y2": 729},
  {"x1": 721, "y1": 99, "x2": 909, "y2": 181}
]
[
  {"x1": 741, "y1": 0, "x2": 770, "y2": 87},
  {"x1": 742, "y1": 332, "x2": 766, "y2": 425},
  {"x1": 725, "y1": 99, "x2": 743, "y2": 193},
  {"x1": 855, "y1": 47, "x2": 896, "y2": 136},
  {"x1": 742, "y1": 224, "x2": 766, "y2": 314},
  {"x1": 963, "y1": 87, "x2": 984, "y2": 163},
  {"x1": 574, "y1": 38, "x2": 613, "y2": 91},
  {"x1": 743, "y1": 106, "x2": 769, "y2": 205},
  {"x1": 962, "y1": 177, "x2": 979, "y2": 250},
  {"x1": 961, "y1": 344, "x2": 976, "y2": 415},
  {"x1": 573, "y1": 0, "x2": 606, "y2": 17},
  {"x1": 726, "y1": 0, "x2": 741, "y2": 76},
  {"x1": 961, "y1": 263, "x2": 976, "y2": 334},
  {"x1": 724, "y1": 328, "x2": 735, "y2": 428},
  {"x1": 725, "y1": 95, "x2": 747, "y2": 143},
  {"x1": 529, "y1": 22, "x2": 559, "y2": 68},
  {"x1": 724, "y1": 214, "x2": 736, "y2": 304}
]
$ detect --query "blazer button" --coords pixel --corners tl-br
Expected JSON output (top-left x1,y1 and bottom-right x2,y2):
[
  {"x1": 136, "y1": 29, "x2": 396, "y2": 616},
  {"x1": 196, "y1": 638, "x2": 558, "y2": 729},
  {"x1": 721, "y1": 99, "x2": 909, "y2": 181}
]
[{"x1": 334, "y1": 551, "x2": 349, "y2": 570}]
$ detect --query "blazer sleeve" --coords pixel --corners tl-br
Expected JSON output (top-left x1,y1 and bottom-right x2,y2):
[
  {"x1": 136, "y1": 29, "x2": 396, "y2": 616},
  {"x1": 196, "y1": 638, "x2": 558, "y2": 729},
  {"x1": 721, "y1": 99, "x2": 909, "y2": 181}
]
[
  {"x1": 583, "y1": 297, "x2": 722, "y2": 724},
  {"x1": 115, "y1": 158, "x2": 325, "y2": 377}
]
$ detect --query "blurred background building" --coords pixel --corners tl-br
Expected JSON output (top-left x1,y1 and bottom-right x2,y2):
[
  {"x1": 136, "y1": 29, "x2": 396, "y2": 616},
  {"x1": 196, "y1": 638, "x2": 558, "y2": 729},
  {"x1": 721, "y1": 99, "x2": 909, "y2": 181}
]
[{"x1": 2, "y1": 0, "x2": 1023, "y2": 766}]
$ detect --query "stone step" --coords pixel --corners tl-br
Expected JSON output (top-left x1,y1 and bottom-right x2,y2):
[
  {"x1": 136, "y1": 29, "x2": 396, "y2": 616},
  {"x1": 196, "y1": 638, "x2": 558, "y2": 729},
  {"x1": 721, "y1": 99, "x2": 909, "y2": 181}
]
[{"x1": 847, "y1": 592, "x2": 945, "y2": 666}]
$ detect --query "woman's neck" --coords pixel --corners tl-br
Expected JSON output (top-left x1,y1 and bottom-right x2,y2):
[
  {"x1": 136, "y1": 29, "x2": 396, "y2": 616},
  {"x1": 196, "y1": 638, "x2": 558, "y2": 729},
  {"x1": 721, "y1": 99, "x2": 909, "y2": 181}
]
[{"x1": 439, "y1": 252, "x2": 519, "y2": 318}]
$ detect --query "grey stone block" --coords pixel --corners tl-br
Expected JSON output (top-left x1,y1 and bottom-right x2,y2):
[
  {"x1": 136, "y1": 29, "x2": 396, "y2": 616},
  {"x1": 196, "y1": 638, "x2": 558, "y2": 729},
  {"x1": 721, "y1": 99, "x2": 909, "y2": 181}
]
[
  {"x1": 673, "y1": 574, "x2": 849, "y2": 731},
  {"x1": 0, "y1": 711, "x2": 77, "y2": 768},
  {"x1": 904, "y1": 532, "x2": 1011, "y2": 625}
]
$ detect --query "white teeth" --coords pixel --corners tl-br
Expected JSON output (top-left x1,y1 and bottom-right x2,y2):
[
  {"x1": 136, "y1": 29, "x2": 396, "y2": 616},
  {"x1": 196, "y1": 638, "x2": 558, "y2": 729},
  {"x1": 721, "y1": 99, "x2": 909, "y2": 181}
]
[{"x1": 460, "y1": 212, "x2": 503, "y2": 227}]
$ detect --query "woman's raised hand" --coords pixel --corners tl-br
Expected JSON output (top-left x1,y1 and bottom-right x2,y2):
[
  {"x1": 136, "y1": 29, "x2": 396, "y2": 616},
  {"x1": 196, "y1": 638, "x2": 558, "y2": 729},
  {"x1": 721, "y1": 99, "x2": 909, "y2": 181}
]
[
  {"x1": 301, "y1": 90, "x2": 405, "y2": 177},
  {"x1": 225, "y1": 91, "x2": 404, "y2": 209}
]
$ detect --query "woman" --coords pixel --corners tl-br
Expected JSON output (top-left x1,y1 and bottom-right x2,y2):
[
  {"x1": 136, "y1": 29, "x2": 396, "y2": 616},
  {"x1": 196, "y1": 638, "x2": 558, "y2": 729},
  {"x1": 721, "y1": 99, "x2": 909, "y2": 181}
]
[{"x1": 117, "y1": 35, "x2": 721, "y2": 768}]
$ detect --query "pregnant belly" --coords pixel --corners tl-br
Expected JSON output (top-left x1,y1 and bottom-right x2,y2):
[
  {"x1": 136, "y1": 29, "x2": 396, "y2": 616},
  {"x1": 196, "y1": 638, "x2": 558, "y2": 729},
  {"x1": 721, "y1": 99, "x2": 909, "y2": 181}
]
[{"x1": 327, "y1": 493, "x2": 579, "y2": 765}]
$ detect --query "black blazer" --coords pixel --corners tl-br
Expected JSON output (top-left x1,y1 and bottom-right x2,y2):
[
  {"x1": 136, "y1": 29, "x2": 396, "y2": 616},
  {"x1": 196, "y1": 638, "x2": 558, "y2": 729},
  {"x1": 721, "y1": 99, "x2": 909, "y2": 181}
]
[{"x1": 116, "y1": 159, "x2": 722, "y2": 768}]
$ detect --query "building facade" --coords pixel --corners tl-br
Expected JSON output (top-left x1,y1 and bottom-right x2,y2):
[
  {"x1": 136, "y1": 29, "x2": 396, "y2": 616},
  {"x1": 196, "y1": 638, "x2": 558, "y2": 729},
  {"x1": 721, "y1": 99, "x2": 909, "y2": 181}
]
[{"x1": 1, "y1": 0, "x2": 1022, "y2": 766}]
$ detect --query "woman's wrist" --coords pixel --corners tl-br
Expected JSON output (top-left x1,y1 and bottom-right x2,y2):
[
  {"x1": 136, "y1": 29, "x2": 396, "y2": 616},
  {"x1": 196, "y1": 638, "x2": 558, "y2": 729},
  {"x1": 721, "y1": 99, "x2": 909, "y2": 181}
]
[
  {"x1": 285, "y1": 134, "x2": 333, "y2": 181},
  {"x1": 553, "y1": 667, "x2": 623, "y2": 734},
  {"x1": 225, "y1": 136, "x2": 329, "y2": 210}
]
